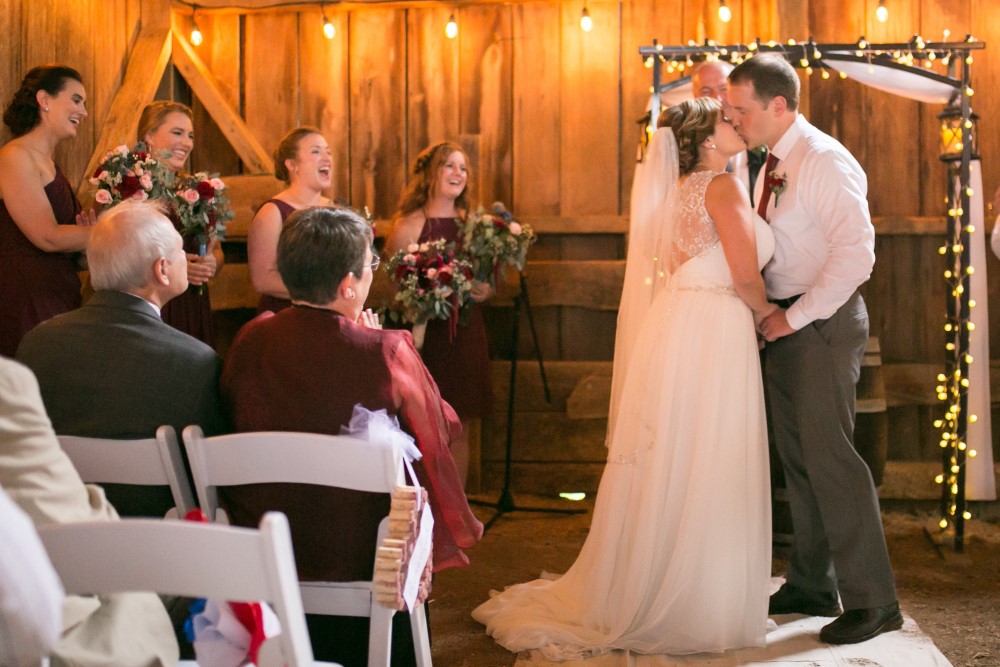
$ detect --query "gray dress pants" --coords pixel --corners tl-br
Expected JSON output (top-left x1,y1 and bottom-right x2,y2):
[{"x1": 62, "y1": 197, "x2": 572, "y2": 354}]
[{"x1": 765, "y1": 292, "x2": 896, "y2": 610}]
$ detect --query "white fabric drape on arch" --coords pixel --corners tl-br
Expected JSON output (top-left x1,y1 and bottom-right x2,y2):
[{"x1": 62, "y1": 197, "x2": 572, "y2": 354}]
[{"x1": 959, "y1": 161, "x2": 995, "y2": 499}]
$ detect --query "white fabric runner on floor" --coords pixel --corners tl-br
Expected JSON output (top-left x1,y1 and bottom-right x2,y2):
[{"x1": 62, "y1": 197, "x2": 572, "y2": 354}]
[{"x1": 514, "y1": 579, "x2": 952, "y2": 666}]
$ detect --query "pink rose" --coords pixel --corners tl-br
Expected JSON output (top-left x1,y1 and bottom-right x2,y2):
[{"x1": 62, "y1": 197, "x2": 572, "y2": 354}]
[
  {"x1": 94, "y1": 189, "x2": 112, "y2": 205},
  {"x1": 426, "y1": 268, "x2": 439, "y2": 279},
  {"x1": 402, "y1": 253, "x2": 417, "y2": 264},
  {"x1": 509, "y1": 222, "x2": 522, "y2": 235},
  {"x1": 132, "y1": 190, "x2": 149, "y2": 201},
  {"x1": 180, "y1": 189, "x2": 200, "y2": 204},
  {"x1": 115, "y1": 144, "x2": 130, "y2": 155},
  {"x1": 210, "y1": 178, "x2": 226, "y2": 191},
  {"x1": 140, "y1": 173, "x2": 153, "y2": 190},
  {"x1": 406, "y1": 243, "x2": 420, "y2": 253}
]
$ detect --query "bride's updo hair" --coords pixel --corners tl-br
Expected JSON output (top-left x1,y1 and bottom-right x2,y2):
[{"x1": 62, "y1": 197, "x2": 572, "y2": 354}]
[{"x1": 658, "y1": 98, "x2": 723, "y2": 175}]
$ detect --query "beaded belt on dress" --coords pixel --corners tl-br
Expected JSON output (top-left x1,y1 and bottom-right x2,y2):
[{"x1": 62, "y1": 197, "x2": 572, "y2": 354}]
[{"x1": 670, "y1": 285, "x2": 738, "y2": 296}]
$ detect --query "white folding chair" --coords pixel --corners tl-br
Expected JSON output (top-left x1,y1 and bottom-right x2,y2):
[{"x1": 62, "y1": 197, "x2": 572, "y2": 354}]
[
  {"x1": 182, "y1": 425, "x2": 432, "y2": 667},
  {"x1": 57, "y1": 425, "x2": 197, "y2": 518},
  {"x1": 36, "y1": 512, "x2": 334, "y2": 667}
]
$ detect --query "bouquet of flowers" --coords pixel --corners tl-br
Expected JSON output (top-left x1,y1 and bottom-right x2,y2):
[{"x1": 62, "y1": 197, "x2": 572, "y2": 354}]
[
  {"x1": 461, "y1": 201, "x2": 536, "y2": 286},
  {"x1": 386, "y1": 239, "x2": 474, "y2": 348},
  {"x1": 89, "y1": 144, "x2": 168, "y2": 206},
  {"x1": 170, "y1": 171, "x2": 232, "y2": 248}
]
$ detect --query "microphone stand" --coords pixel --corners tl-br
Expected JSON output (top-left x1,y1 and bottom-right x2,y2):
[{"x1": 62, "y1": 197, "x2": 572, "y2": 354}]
[{"x1": 472, "y1": 271, "x2": 587, "y2": 533}]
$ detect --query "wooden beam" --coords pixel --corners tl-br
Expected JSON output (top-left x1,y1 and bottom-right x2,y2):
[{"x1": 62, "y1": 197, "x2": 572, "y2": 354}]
[
  {"x1": 492, "y1": 260, "x2": 624, "y2": 310},
  {"x1": 171, "y1": 24, "x2": 274, "y2": 174},
  {"x1": 221, "y1": 174, "x2": 285, "y2": 240},
  {"x1": 77, "y1": 1, "x2": 172, "y2": 197}
]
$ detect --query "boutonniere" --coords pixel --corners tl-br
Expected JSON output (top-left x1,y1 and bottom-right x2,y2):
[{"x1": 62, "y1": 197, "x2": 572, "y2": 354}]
[{"x1": 769, "y1": 171, "x2": 787, "y2": 207}]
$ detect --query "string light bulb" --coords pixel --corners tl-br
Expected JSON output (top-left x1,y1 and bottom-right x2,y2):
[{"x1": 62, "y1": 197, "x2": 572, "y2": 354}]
[
  {"x1": 190, "y1": 6, "x2": 203, "y2": 46},
  {"x1": 876, "y1": 0, "x2": 889, "y2": 23},
  {"x1": 445, "y1": 13, "x2": 458, "y2": 39},
  {"x1": 718, "y1": 0, "x2": 732, "y2": 23},
  {"x1": 323, "y1": 19, "x2": 335, "y2": 39},
  {"x1": 580, "y1": 3, "x2": 593, "y2": 32}
]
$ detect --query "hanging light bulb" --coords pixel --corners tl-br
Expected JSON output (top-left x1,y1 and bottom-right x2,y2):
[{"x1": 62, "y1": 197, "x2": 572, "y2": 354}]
[
  {"x1": 718, "y1": 0, "x2": 732, "y2": 23},
  {"x1": 580, "y1": 4, "x2": 593, "y2": 32},
  {"x1": 876, "y1": 0, "x2": 889, "y2": 23},
  {"x1": 445, "y1": 12, "x2": 458, "y2": 39},
  {"x1": 190, "y1": 6, "x2": 203, "y2": 46},
  {"x1": 321, "y1": 4, "x2": 335, "y2": 39}
]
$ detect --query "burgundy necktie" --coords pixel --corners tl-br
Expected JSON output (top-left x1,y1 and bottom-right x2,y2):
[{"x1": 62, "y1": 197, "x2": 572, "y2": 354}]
[{"x1": 756, "y1": 153, "x2": 779, "y2": 219}]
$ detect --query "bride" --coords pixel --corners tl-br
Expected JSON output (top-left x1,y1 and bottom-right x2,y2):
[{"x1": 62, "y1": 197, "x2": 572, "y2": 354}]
[{"x1": 472, "y1": 97, "x2": 776, "y2": 659}]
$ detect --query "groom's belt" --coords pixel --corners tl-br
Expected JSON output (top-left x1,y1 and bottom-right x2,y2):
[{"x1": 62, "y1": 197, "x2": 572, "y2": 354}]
[{"x1": 770, "y1": 294, "x2": 803, "y2": 309}]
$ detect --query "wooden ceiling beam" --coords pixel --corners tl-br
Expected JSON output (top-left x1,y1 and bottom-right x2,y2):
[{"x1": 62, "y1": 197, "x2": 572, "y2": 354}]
[
  {"x1": 171, "y1": 23, "x2": 274, "y2": 174},
  {"x1": 78, "y1": 0, "x2": 173, "y2": 196}
]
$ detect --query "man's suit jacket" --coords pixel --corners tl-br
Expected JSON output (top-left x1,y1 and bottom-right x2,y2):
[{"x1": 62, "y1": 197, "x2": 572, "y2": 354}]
[
  {"x1": 16, "y1": 290, "x2": 228, "y2": 516},
  {"x1": 0, "y1": 356, "x2": 178, "y2": 665}
]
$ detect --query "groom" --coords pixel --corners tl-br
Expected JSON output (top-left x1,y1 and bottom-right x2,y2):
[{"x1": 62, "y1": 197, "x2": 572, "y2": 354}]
[{"x1": 727, "y1": 55, "x2": 901, "y2": 645}]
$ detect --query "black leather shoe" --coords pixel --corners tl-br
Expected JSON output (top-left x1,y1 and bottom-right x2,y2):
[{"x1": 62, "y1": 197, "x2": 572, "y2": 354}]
[
  {"x1": 769, "y1": 583, "x2": 843, "y2": 617},
  {"x1": 820, "y1": 602, "x2": 904, "y2": 644}
]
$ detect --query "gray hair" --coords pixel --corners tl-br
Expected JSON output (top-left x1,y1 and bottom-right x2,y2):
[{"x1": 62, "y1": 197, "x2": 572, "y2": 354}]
[{"x1": 88, "y1": 200, "x2": 180, "y2": 292}]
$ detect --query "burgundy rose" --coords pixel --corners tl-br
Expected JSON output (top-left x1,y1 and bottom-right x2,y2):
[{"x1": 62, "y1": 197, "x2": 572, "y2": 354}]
[
  {"x1": 119, "y1": 175, "x2": 140, "y2": 199},
  {"x1": 196, "y1": 181, "x2": 215, "y2": 201}
]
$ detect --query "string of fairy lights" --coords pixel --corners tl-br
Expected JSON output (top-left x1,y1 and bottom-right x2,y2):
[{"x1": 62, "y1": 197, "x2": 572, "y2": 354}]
[
  {"x1": 183, "y1": 0, "x2": 904, "y2": 43},
  {"x1": 639, "y1": 35, "x2": 983, "y2": 551},
  {"x1": 182, "y1": 0, "x2": 605, "y2": 41}
]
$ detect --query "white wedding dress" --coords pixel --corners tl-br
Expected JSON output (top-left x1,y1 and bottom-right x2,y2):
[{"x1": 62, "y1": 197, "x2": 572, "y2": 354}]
[{"x1": 473, "y1": 166, "x2": 775, "y2": 660}]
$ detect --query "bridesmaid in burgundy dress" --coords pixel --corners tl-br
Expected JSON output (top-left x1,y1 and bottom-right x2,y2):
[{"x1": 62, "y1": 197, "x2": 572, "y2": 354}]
[
  {"x1": 0, "y1": 65, "x2": 96, "y2": 357},
  {"x1": 386, "y1": 142, "x2": 493, "y2": 485},
  {"x1": 137, "y1": 101, "x2": 224, "y2": 346},
  {"x1": 248, "y1": 126, "x2": 333, "y2": 314}
]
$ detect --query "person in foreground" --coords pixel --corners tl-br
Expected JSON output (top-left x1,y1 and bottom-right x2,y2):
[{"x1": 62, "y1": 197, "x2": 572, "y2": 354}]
[
  {"x1": 16, "y1": 199, "x2": 227, "y2": 517},
  {"x1": 248, "y1": 126, "x2": 334, "y2": 314},
  {"x1": 728, "y1": 55, "x2": 900, "y2": 644},
  {"x1": 0, "y1": 356, "x2": 178, "y2": 664},
  {"x1": 0, "y1": 64, "x2": 96, "y2": 357},
  {"x1": 222, "y1": 206, "x2": 483, "y2": 664},
  {"x1": 474, "y1": 97, "x2": 775, "y2": 659}
]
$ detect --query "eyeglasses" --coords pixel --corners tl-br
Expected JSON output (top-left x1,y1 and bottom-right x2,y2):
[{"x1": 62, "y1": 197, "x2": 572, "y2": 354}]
[{"x1": 367, "y1": 253, "x2": 381, "y2": 272}]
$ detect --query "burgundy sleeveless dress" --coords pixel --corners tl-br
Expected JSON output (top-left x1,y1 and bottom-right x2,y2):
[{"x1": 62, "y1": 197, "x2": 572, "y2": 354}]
[
  {"x1": 418, "y1": 217, "x2": 492, "y2": 418},
  {"x1": 0, "y1": 165, "x2": 82, "y2": 357},
  {"x1": 161, "y1": 220, "x2": 215, "y2": 347},
  {"x1": 255, "y1": 198, "x2": 295, "y2": 315}
]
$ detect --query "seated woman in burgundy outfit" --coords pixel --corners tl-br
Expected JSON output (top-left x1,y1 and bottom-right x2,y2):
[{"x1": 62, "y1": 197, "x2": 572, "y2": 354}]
[
  {"x1": 247, "y1": 126, "x2": 334, "y2": 315},
  {"x1": 221, "y1": 206, "x2": 482, "y2": 665}
]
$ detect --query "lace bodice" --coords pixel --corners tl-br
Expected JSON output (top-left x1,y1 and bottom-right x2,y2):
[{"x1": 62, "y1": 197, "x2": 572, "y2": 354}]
[{"x1": 669, "y1": 170, "x2": 722, "y2": 273}]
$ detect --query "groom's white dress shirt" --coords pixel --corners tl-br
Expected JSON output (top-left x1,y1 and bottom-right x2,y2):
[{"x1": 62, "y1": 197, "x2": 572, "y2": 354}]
[{"x1": 756, "y1": 114, "x2": 876, "y2": 331}]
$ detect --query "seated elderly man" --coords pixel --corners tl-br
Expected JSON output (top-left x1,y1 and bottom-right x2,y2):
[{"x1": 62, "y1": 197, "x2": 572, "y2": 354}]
[
  {"x1": 0, "y1": 356, "x2": 178, "y2": 664},
  {"x1": 16, "y1": 199, "x2": 227, "y2": 517},
  {"x1": 221, "y1": 206, "x2": 483, "y2": 665}
]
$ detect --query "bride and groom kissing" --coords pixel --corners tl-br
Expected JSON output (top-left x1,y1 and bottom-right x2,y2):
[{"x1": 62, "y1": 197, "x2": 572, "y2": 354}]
[{"x1": 473, "y1": 54, "x2": 902, "y2": 659}]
